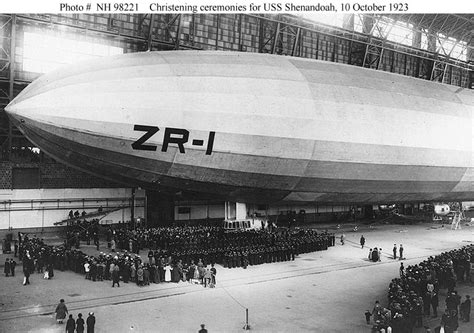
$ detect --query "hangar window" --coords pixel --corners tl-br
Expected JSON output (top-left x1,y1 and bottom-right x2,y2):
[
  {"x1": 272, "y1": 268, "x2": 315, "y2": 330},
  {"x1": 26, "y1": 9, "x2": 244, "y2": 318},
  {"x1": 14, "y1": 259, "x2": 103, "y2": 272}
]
[
  {"x1": 12, "y1": 167, "x2": 40, "y2": 189},
  {"x1": 421, "y1": 35, "x2": 467, "y2": 62},
  {"x1": 178, "y1": 207, "x2": 191, "y2": 214},
  {"x1": 22, "y1": 32, "x2": 123, "y2": 74}
]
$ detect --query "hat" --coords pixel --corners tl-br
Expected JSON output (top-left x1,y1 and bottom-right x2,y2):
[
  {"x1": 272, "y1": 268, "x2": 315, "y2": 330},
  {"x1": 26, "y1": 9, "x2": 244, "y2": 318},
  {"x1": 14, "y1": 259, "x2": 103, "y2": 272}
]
[{"x1": 89, "y1": 312, "x2": 94, "y2": 315}]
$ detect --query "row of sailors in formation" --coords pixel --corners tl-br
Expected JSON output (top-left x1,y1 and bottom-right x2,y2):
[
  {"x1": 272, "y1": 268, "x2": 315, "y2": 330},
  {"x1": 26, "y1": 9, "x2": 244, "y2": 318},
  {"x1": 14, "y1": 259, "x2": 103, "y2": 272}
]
[
  {"x1": 109, "y1": 226, "x2": 335, "y2": 256},
  {"x1": 222, "y1": 234, "x2": 335, "y2": 268},
  {"x1": 223, "y1": 245, "x2": 295, "y2": 268},
  {"x1": 16, "y1": 228, "x2": 335, "y2": 286}
]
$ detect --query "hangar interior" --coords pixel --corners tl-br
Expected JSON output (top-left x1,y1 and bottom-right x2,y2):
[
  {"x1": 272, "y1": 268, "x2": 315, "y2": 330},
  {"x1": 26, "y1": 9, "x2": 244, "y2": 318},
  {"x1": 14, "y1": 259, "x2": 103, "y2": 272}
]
[{"x1": 0, "y1": 13, "x2": 472, "y2": 233}]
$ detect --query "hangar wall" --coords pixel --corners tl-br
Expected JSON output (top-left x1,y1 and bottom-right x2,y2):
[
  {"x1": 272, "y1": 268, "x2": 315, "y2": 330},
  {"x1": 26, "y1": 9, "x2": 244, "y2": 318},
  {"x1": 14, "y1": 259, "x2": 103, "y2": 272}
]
[
  {"x1": 0, "y1": 160, "x2": 124, "y2": 189},
  {"x1": 172, "y1": 202, "x2": 452, "y2": 225},
  {"x1": 0, "y1": 188, "x2": 145, "y2": 231},
  {"x1": 174, "y1": 202, "x2": 356, "y2": 225},
  {"x1": 175, "y1": 203, "x2": 225, "y2": 221}
]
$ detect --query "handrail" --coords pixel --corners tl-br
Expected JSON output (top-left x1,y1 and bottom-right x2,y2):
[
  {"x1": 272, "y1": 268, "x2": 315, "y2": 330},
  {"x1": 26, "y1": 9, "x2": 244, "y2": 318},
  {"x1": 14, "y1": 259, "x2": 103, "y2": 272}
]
[
  {"x1": 0, "y1": 197, "x2": 145, "y2": 212},
  {"x1": 53, "y1": 206, "x2": 126, "y2": 225},
  {"x1": 0, "y1": 197, "x2": 145, "y2": 205},
  {"x1": 0, "y1": 204, "x2": 145, "y2": 213}
]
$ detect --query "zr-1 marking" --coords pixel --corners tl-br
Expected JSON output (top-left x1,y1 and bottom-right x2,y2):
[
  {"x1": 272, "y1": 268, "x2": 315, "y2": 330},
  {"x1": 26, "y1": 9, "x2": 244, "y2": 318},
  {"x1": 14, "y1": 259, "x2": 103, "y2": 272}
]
[{"x1": 131, "y1": 125, "x2": 215, "y2": 155}]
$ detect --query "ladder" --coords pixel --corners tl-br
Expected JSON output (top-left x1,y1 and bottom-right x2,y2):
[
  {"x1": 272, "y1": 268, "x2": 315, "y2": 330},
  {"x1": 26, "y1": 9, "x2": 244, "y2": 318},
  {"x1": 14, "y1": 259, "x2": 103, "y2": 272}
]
[{"x1": 451, "y1": 211, "x2": 463, "y2": 230}]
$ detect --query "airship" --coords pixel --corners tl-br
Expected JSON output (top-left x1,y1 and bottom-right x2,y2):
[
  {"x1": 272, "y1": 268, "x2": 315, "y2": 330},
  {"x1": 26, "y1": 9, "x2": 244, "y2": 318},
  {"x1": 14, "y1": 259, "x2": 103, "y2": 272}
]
[{"x1": 5, "y1": 51, "x2": 474, "y2": 204}]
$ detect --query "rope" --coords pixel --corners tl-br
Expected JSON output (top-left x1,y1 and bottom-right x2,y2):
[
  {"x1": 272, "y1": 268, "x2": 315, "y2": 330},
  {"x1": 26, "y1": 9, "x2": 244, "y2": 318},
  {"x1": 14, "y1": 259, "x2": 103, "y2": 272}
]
[{"x1": 220, "y1": 283, "x2": 247, "y2": 309}]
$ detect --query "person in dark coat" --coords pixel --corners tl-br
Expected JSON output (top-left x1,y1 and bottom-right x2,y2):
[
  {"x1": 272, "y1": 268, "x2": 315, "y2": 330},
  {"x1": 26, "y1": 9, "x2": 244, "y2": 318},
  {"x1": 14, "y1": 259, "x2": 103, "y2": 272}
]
[
  {"x1": 460, "y1": 295, "x2": 471, "y2": 322},
  {"x1": 359, "y1": 235, "x2": 365, "y2": 249},
  {"x1": 48, "y1": 263, "x2": 54, "y2": 279},
  {"x1": 23, "y1": 266, "x2": 31, "y2": 285},
  {"x1": 143, "y1": 265, "x2": 150, "y2": 285},
  {"x1": 440, "y1": 309, "x2": 456, "y2": 333},
  {"x1": 371, "y1": 248, "x2": 379, "y2": 262},
  {"x1": 423, "y1": 291, "x2": 431, "y2": 316},
  {"x1": 171, "y1": 263, "x2": 180, "y2": 283},
  {"x1": 10, "y1": 259, "x2": 16, "y2": 276},
  {"x1": 55, "y1": 299, "x2": 68, "y2": 324},
  {"x1": 446, "y1": 291, "x2": 461, "y2": 311},
  {"x1": 122, "y1": 261, "x2": 130, "y2": 283},
  {"x1": 210, "y1": 264, "x2": 217, "y2": 285},
  {"x1": 86, "y1": 312, "x2": 96, "y2": 333},
  {"x1": 4, "y1": 258, "x2": 10, "y2": 277},
  {"x1": 93, "y1": 232, "x2": 100, "y2": 251},
  {"x1": 112, "y1": 264, "x2": 120, "y2": 287},
  {"x1": 66, "y1": 314, "x2": 75, "y2": 333},
  {"x1": 76, "y1": 313, "x2": 85, "y2": 333},
  {"x1": 431, "y1": 291, "x2": 439, "y2": 318}
]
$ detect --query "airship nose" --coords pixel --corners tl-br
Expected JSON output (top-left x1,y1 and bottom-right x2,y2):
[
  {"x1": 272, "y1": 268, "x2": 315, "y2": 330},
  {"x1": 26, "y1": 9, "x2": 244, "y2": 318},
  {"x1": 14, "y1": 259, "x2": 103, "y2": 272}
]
[
  {"x1": 5, "y1": 102, "x2": 14, "y2": 115},
  {"x1": 4, "y1": 77, "x2": 37, "y2": 121},
  {"x1": 4, "y1": 101, "x2": 24, "y2": 125}
]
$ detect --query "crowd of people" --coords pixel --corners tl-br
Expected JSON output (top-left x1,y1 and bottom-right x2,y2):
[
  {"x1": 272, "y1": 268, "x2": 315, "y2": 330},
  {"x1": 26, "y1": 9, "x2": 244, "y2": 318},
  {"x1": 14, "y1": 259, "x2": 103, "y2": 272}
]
[
  {"x1": 13, "y1": 225, "x2": 335, "y2": 289},
  {"x1": 369, "y1": 244, "x2": 473, "y2": 332},
  {"x1": 65, "y1": 219, "x2": 101, "y2": 250},
  {"x1": 7, "y1": 222, "x2": 472, "y2": 332}
]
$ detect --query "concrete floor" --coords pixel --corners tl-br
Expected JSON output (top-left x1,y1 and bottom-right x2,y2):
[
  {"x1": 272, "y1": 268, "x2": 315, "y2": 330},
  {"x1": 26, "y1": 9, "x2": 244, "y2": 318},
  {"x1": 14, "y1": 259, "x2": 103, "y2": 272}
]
[{"x1": 0, "y1": 222, "x2": 473, "y2": 333}]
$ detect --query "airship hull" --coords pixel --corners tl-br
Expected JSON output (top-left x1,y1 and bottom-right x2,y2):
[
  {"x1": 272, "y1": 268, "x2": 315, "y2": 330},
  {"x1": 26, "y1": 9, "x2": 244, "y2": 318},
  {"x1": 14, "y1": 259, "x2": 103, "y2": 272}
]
[{"x1": 6, "y1": 51, "x2": 474, "y2": 204}]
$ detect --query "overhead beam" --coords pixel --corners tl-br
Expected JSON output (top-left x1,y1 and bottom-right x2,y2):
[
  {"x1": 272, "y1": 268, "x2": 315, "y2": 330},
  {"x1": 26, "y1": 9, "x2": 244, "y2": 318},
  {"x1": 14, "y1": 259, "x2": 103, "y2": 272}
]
[
  {"x1": 7, "y1": 15, "x2": 16, "y2": 160},
  {"x1": 146, "y1": 14, "x2": 155, "y2": 51}
]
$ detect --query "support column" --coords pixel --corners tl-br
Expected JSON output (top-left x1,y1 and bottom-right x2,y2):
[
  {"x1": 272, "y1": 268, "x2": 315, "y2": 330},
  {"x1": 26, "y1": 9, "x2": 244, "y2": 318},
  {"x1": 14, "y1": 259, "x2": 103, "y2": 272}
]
[
  {"x1": 146, "y1": 14, "x2": 155, "y2": 51},
  {"x1": 146, "y1": 190, "x2": 175, "y2": 227},
  {"x1": 362, "y1": 15, "x2": 374, "y2": 34},
  {"x1": 412, "y1": 27, "x2": 421, "y2": 49},
  {"x1": 224, "y1": 201, "x2": 235, "y2": 220},
  {"x1": 237, "y1": 14, "x2": 243, "y2": 51},
  {"x1": 418, "y1": 31, "x2": 437, "y2": 81},
  {"x1": 224, "y1": 202, "x2": 247, "y2": 220},
  {"x1": 130, "y1": 187, "x2": 136, "y2": 227},
  {"x1": 361, "y1": 15, "x2": 385, "y2": 70},
  {"x1": 236, "y1": 202, "x2": 247, "y2": 220},
  {"x1": 427, "y1": 33, "x2": 437, "y2": 52},
  {"x1": 468, "y1": 37, "x2": 473, "y2": 89},
  {"x1": 428, "y1": 32, "x2": 447, "y2": 82},
  {"x1": 174, "y1": 14, "x2": 181, "y2": 50},
  {"x1": 347, "y1": 15, "x2": 364, "y2": 66},
  {"x1": 7, "y1": 15, "x2": 16, "y2": 161},
  {"x1": 342, "y1": 14, "x2": 354, "y2": 31}
]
